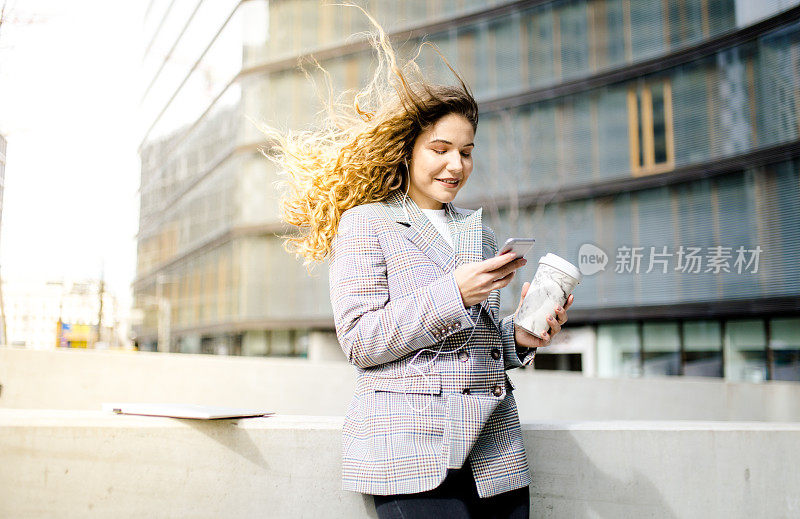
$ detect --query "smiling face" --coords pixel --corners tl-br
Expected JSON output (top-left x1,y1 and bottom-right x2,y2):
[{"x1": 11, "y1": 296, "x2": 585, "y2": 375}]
[{"x1": 406, "y1": 113, "x2": 475, "y2": 210}]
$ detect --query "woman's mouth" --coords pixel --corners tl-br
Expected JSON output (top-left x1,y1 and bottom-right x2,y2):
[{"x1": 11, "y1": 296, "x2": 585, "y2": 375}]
[{"x1": 436, "y1": 178, "x2": 460, "y2": 188}]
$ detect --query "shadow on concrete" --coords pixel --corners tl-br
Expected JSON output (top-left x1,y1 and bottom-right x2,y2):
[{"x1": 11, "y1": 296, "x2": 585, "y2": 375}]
[
  {"x1": 361, "y1": 494, "x2": 379, "y2": 518},
  {"x1": 527, "y1": 428, "x2": 679, "y2": 518},
  {"x1": 177, "y1": 417, "x2": 380, "y2": 518},
  {"x1": 179, "y1": 418, "x2": 270, "y2": 471}
]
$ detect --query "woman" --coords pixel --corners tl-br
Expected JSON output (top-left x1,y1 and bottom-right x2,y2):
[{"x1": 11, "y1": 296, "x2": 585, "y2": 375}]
[{"x1": 265, "y1": 10, "x2": 572, "y2": 518}]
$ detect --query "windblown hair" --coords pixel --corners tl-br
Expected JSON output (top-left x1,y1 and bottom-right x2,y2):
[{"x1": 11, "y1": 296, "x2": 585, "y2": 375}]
[{"x1": 259, "y1": 5, "x2": 478, "y2": 266}]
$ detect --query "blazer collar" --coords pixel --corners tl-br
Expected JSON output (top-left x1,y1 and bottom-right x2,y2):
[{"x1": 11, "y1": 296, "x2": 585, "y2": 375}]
[{"x1": 383, "y1": 190, "x2": 484, "y2": 272}]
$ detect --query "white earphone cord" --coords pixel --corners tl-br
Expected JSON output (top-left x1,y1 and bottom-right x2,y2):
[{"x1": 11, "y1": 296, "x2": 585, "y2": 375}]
[
  {"x1": 402, "y1": 302, "x2": 491, "y2": 413},
  {"x1": 397, "y1": 155, "x2": 492, "y2": 413},
  {"x1": 402, "y1": 157, "x2": 411, "y2": 223}
]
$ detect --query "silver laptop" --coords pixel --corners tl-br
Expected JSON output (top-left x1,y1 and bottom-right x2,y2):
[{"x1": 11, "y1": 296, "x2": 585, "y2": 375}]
[{"x1": 102, "y1": 403, "x2": 271, "y2": 420}]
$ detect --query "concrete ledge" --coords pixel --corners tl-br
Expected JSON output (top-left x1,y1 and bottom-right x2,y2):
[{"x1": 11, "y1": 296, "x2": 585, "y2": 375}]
[
  {"x1": 2, "y1": 410, "x2": 799, "y2": 518},
  {"x1": 0, "y1": 347, "x2": 358, "y2": 415},
  {"x1": 2, "y1": 347, "x2": 800, "y2": 421}
]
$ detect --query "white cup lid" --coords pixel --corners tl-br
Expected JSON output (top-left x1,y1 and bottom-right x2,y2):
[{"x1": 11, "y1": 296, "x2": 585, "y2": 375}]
[{"x1": 539, "y1": 253, "x2": 582, "y2": 281}]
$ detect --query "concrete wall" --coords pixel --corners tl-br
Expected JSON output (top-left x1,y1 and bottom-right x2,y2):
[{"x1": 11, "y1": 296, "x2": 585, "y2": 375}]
[
  {"x1": 0, "y1": 347, "x2": 356, "y2": 416},
  {"x1": 2, "y1": 347, "x2": 800, "y2": 421},
  {"x1": 1, "y1": 409, "x2": 799, "y2": 518}
]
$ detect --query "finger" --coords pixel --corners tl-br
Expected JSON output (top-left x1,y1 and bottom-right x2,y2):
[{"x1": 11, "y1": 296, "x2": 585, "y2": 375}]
[
  {"x1": 491, "y1": 257, "x2": 527, "y2": 279},
  {"x1": 564, "y1": 294, "x2": 574, "y2": 311},
  {"x1": 533, "y1": 332, "x2": 550, "y2": 346},
  {"x1": 482, "y1": 251, "x2": 521, "y2": 272},
  {"x1": 516, "y1": 282, "x2": 530, "y2": 312},
  {"x1": 554, "y1": 305, "x2": 567, "y2": 324},
  {"x1": 546, "y1": 314, "x2": 561, "y2": 335},
  {"x1": 491, "y1": 270, "x2": 515, "y2": 290}
]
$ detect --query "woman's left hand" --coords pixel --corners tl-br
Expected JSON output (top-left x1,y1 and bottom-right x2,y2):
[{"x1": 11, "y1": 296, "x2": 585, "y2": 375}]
[{"x1": 514, "y1": 282, "x2": 574, "y2": 349}]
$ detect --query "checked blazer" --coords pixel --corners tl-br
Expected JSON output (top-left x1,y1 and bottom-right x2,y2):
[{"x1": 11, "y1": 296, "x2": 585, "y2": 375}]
[{"x1": 329, "y1": 190, "x2": 534, "y2": 498}]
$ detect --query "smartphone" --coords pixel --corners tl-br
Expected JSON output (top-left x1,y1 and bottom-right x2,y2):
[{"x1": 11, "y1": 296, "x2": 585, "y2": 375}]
[{"x1": 498, "y1": 238, "x2": 536, "y2": 259}]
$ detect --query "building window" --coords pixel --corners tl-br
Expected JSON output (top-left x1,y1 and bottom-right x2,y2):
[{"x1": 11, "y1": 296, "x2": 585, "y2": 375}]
[
  {"x1": 521, "y1": 4, "x2": 556, "y2": 88},
  {"x1": 558, "y1": 0, "x2": 590, "y2": 79},
  {"x1": 770, "y1": 317, "x2": 800, "y2": 382},
  {"x1": 642, "y1": 322, "x2": 681, "y2": 376},
  {"x1": 597, "y1": 322, "x2": 642, "y2": 377},
  {"x1": 531, "y1": 353, "x2": 583, "y2": 372},
  {"x1": 628, "y1": 80, "x2": 675, "y2": 176},
  {"x1": 724, "y1": 319, "x2": 767, "y2": 382},
  {"x1": 683, "y1": 320, "x2": 723, "y2": 377}
]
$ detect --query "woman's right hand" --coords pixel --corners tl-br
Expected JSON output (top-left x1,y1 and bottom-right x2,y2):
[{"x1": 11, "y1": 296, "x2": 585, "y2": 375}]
[{"x1": 453, "y1": 253, "x2": 527, "y2": 307}]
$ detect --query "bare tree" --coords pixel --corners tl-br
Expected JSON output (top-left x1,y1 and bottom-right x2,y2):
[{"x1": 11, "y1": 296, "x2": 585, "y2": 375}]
[
  {"x1": 0, "y1": 1, "x2": 46, "y2": 49},
  {"x1": 0, "y1": 0, "x2": 45, "y2": 345},
  {"x1": 0, "y1": 1, "x2": 7, "y2": 43}
]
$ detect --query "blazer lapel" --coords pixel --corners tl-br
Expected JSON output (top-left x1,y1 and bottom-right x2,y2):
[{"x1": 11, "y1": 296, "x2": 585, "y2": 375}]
[
  {"x1": 380, "y1": 191, "x2": 500, "y2": 327},
  {"x1": 384, "y1": 191, "x2": 456, "y2": 272},
  {"x1": 446, "y1": 204, "x2": 483, "y2": 269},
  {"x1": 381, "y1": 191, "x2": 485, "y2": 273}
]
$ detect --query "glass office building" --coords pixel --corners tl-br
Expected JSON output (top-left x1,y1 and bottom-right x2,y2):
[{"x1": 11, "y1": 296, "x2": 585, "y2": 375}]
[{"x1": 135, "y1": 0, "x2": 800, "y2": 381}]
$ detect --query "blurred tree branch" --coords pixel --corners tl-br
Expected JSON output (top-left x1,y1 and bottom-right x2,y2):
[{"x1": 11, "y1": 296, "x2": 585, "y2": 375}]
[
  {"x1": 0, "y1": 1, "x2": 46, "y2": 48},
  {"x1": 0, "y1": 1, "x2": 7, "y2": 41}
]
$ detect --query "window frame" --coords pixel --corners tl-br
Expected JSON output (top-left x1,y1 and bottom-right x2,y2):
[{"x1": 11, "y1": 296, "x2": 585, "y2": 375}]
[{"x1": 628, "y1": 79, "x2": 675, "y2": 176}]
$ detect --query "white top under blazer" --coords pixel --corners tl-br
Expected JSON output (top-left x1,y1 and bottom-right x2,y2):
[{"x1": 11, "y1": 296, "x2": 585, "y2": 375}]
[{"x1": 421, "y1": 207, "x2": 454, "y2": 248}]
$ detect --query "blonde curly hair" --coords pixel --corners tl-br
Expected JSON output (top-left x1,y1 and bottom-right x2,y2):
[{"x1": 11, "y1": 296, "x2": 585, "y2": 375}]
[{"x1": 260, "y1": 5, "x2": 478, "y2": 266}]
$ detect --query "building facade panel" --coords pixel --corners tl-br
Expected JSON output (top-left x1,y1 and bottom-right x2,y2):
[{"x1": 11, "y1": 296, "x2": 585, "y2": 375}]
[
  {"x1": 136, "y1": 0, "x2": 800, "y2": 381},
  {"x1": 482, "y1": 158, "x2": 799, "y2": 311}
]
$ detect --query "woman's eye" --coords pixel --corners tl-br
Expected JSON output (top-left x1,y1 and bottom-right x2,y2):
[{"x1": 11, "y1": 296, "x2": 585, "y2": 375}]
[{"x1": 432, "y1": 148, "x2": 471, "y2": 157}]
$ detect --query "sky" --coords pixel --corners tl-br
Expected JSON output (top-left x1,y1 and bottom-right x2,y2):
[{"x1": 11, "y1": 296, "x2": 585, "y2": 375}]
[{"x1": 0, "y1": 0, "x2": 144, "y2": 311}]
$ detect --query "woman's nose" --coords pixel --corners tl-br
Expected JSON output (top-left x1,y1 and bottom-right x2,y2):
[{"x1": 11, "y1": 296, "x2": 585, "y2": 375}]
[{"x1": 446, "y1": 151, "x2": 463, "y2": 173}]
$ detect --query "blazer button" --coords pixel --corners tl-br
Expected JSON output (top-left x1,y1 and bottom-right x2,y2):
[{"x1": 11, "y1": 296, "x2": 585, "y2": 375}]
[
  {"x1": 490, "y1": 348, "x2": 501, "y2": 360},
  {"x1": 458, "y1": 351, "x2": 469, "y2": 362},
  {"x1": 462, "y1": 388, "x2": 471, "y2": 395},
  {"x1": 492, "y1": 385, "x2": 503, "y2": 397}
]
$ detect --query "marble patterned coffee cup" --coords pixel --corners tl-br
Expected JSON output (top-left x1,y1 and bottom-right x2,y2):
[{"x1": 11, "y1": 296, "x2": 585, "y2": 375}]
[{"x1": 514, "y1": 253, "x2": 581, "y2": 339}]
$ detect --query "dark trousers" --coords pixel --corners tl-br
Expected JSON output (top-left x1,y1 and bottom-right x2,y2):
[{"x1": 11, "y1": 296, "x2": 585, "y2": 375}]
[{"x1": 372, "y1": 464, "x2": 529, "y2": 519}]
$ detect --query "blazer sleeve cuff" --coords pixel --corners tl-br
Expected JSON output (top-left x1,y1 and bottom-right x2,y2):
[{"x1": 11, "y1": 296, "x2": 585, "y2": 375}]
[
  {"x1": 426, "y1": 272, "x2": 476, "y2": 343},
  {"x1": 501, "y1": 313, "x2": 536, "y2": 369}
]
